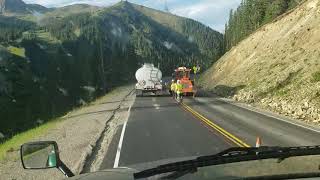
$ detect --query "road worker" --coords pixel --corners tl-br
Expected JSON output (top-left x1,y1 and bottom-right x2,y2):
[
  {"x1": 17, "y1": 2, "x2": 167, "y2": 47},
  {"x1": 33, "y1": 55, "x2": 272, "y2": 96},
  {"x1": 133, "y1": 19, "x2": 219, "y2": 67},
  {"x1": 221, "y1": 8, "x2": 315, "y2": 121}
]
[
  {"x1": 176, "y1": 80, "x2": 183, "y2": 101},
  {"x1": 170, "y1": 80, "x2": 176, "y2": 98}
]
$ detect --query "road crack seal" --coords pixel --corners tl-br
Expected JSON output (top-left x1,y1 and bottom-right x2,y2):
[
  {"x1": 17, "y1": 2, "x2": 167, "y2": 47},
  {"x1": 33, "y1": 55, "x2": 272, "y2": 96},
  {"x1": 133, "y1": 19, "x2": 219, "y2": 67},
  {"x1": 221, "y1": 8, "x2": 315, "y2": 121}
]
[{"x1": 79, "y1": 89, "x2": 135, "y2": 173}]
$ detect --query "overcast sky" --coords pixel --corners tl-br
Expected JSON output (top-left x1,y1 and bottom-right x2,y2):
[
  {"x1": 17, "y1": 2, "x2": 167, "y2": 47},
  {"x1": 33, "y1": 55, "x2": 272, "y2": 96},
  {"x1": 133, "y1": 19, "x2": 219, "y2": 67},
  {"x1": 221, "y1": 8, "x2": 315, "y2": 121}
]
[{"x1": 23, "y1": 0, "x2": 241, "y2": 32}]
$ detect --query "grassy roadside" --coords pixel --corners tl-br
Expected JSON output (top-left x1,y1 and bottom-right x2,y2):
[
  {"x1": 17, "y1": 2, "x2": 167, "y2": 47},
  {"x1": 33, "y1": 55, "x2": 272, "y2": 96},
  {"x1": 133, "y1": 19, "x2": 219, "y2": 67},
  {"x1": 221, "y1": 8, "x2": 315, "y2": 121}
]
[
  {"x1": 0, "y1": 85, "x2": 133, "y2": 162},
  {"x1": 0, "y1": 118, "x2": 62, "y2": 162},
  {"x1": 7, "y1": 46, "x2": 26, "y2": 58}
]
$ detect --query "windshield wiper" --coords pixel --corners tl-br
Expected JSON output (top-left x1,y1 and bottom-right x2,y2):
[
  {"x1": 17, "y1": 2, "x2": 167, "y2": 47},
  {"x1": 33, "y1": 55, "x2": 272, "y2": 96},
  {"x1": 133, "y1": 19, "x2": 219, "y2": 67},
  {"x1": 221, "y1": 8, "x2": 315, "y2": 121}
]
[{"x1": 133, "y1": 145, "x2": 320, "y2": 179}]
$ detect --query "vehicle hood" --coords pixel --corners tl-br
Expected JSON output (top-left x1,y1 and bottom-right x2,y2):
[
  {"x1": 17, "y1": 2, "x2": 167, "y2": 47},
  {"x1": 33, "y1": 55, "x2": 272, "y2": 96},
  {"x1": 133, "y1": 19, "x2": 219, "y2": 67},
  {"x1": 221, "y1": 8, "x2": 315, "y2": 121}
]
[
  {"x1": 69, "y1": 153, "x2": 320, "y2": 179},
  {"x1": 68, "y1": 156, "x2": 197, "y2": 180},
  {"x1": 125, "y1": 156, "x2": 198, "y2": 171}
]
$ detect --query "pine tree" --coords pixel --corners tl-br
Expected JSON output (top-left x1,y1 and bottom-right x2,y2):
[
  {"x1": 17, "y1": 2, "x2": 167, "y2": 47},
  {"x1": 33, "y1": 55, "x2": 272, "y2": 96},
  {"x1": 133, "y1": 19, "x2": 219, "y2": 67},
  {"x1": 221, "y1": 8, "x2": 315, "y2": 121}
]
[{"x1": 224, "y1": 0, "x2": 302, "y2": 51}]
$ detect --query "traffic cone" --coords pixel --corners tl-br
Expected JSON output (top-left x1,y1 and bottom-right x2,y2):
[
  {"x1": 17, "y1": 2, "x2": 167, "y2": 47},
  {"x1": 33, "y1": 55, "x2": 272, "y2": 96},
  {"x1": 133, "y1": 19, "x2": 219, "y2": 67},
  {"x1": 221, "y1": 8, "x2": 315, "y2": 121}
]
[{"x1": 256, "y1": 137, "x2": 262, "y2": 147}]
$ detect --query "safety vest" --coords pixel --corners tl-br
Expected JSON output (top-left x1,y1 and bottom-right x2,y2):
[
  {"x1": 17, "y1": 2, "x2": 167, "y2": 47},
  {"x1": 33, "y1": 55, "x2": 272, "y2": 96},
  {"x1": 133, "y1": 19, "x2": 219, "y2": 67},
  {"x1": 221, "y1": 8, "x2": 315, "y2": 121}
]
[
  {"x1": 171, "y1": 83, "x2": 176, "y2": 91},
  {"x1": 176, "y1": 83, "x2": 183, "y2": 94},
  {"x1": 193, "y1": 66, "x2": 197, "y2": 74}
]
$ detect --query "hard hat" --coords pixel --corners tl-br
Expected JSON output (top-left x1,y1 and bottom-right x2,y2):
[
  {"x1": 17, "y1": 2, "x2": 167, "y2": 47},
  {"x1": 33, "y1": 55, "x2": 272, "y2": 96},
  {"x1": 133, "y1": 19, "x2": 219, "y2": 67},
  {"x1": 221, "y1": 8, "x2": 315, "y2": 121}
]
[
  {"x1": 177, "y1": 80, "x2": 181, "y2": 83},
  {"x1": 171, "y1": 79, "x2": 174, "y2": 82}
]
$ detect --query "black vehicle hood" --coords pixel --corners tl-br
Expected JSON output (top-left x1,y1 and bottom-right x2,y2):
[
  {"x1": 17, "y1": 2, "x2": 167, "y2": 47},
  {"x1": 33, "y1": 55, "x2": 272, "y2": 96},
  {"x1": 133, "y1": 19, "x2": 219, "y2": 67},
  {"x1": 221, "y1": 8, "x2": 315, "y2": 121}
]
[
  {"x1": 68, "y1": 156, "x2": 197, "y2": 180},
  {"x1": 125, "y1": 156, "x2": 198, "y2": 171},
  {"x1": 68, "y1": 151, "x2": 320, "y2": 180}
]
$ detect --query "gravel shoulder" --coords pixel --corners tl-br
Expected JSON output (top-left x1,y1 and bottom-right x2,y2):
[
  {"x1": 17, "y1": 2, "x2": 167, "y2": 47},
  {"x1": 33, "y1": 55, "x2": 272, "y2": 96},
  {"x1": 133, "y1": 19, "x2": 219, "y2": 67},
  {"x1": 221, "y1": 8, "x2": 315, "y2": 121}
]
[{"x1": 0, "y1": 85, "x2": 135, "y2": 180}]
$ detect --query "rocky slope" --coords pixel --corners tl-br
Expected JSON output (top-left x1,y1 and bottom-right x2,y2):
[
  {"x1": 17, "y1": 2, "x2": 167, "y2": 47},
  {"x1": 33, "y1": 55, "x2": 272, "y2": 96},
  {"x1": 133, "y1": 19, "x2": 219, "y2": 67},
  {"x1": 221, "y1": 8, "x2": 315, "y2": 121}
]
[{"x1": 200, "y1": 0, "x2": 320, "y2": 124}]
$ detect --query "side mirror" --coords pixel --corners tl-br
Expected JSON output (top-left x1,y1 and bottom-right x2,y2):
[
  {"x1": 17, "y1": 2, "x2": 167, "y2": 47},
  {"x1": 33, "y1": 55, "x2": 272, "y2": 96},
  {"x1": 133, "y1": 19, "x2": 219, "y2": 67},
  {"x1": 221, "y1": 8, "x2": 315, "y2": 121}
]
[
  {"x1": 21, "y1": 141, "x2": 59, "y2": 169},
  {"x1": 21, "y1": 141, "x2": 74, "y2": 177}
]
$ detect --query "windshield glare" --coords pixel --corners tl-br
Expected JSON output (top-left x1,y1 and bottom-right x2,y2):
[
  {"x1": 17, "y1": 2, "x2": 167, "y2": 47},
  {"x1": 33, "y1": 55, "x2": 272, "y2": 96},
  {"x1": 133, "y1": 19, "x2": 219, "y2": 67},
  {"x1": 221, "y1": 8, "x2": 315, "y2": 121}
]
[{"x1": 162, "y1": 155, "x2": 320, "y2": 179}]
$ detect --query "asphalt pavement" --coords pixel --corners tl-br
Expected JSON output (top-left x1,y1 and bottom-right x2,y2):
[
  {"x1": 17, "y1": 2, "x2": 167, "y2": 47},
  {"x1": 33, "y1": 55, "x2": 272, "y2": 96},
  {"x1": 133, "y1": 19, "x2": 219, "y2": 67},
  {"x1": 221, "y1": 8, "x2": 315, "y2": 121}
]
[
  {"x1": 185, "y1": 97, "x2": 320, "y2": 146},
  {"x1": 100, "y1": 96, "x2": 233, "y2": 169},
  {"x1": 100, "y1": 94, "x2": 320, "y2": 170}
]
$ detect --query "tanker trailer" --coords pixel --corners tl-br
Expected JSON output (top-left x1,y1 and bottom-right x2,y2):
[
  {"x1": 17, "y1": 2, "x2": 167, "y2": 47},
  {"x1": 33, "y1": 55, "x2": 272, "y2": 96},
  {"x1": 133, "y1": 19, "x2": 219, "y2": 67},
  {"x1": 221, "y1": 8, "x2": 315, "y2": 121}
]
[{"x1": 135, "y1": 63, "x2": 163, "y2": 96}]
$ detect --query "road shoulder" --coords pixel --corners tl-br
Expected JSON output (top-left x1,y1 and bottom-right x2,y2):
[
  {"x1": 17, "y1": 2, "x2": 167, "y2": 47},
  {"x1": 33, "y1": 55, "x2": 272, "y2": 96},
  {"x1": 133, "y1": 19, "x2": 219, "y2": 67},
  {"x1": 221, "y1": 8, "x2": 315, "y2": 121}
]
[{"x1": 0, "y1": 85, "x2": 135, "y2": 180}]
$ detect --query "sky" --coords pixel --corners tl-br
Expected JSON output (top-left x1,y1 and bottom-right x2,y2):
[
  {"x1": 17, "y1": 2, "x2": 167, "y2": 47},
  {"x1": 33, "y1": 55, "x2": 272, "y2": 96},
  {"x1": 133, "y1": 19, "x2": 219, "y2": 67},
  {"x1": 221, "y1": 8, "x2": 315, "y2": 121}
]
[{"x1": 23, "y1": 0, "x2": 241, "y2": 32}]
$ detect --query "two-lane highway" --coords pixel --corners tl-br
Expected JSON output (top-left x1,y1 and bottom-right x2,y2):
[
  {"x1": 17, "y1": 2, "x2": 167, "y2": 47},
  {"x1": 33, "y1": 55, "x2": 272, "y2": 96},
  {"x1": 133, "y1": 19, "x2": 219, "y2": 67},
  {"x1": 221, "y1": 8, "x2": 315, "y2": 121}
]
[
  {"x1": 100, "y1": 96, "x2": 236, "y2": 170},
  {"x1": 100, "y1": 94, "x2": 320, "y2": 170}
]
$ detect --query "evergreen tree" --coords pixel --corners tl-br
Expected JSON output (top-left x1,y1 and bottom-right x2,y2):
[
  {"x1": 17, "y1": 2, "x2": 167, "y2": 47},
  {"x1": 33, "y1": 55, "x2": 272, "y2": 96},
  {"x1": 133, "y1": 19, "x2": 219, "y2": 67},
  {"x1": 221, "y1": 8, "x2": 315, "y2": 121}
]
[{"x1": 224, "y1": 0, "x2": 303, "y2": 51}]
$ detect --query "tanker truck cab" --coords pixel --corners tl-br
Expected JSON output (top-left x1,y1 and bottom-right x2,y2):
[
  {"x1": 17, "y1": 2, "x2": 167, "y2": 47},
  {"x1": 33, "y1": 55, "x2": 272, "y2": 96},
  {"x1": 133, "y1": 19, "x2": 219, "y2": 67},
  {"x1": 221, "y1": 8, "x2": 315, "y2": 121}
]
[{"x1": 135, "y1": 63, "x2": 163, "y2": 96}]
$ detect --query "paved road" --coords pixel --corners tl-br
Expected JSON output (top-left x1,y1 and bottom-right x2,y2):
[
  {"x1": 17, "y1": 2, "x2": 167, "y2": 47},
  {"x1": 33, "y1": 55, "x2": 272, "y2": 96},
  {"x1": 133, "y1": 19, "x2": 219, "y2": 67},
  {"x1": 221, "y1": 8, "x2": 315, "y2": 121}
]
[
  {"x1": 100, "y1": 96, "x2": 233, "y2": 169},
  {"x1": 100, "y1": 95, "x2": 320, "y2": 170},
  {"x1": 185, "y1": 97, "x2": 320, "y2": 147}
]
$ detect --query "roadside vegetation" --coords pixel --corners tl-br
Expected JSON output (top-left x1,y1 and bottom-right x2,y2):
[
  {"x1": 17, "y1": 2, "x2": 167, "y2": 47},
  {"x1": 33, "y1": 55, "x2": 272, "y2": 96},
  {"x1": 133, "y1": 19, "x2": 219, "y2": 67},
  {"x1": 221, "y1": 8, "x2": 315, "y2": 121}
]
[
  {"x1": 7, "y1": 46, "x2": 25, "y2": 57},
  {"x1": 0, "y1": 85, "x2": 131, "y2": 162},
  {"x1": 311, "y1": 71, "x2": 320, "y2": 82},
  {"x1": 224, "y1": 0, "x2": 304, "y2": 51},
  {"x1": 0, "y1": 118, "x2": 61, "y2": 161}
]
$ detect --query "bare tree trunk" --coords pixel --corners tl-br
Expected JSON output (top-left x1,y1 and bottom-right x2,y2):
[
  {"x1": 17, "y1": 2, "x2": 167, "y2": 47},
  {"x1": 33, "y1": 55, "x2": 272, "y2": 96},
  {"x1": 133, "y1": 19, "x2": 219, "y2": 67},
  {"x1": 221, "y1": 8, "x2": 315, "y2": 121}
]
[{"x1": 99, "y1": 39, "x2": 107, "y2": 93}]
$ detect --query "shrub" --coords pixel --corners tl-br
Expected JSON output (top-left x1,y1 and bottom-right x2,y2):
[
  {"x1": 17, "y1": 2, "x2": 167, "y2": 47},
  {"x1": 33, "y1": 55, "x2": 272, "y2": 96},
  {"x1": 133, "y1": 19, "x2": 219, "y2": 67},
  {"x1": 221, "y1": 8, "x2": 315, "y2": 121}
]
[{"x1": 311, "y1": 71, "x2": 320, "y2": 82}]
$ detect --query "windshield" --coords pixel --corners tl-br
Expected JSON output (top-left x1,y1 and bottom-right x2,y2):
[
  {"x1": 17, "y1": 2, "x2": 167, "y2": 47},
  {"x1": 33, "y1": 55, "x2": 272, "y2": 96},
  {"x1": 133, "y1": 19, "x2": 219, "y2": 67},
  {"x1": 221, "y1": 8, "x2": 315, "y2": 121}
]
[
  {"x1": 175, "y1": 70, "x2": 190, "y2": 79},
  {"x1": 181, "y1": 155, "x2": 320, "y2": 179},
  {"x1": 0, "y1": 0, "x2": 319, "y2": 180}
]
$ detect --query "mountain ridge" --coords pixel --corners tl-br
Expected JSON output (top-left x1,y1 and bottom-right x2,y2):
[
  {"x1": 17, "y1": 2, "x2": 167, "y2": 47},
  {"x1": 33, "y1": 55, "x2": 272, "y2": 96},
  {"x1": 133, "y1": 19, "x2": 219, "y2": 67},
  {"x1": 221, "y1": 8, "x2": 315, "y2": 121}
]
[
  {"x1": 0, "y1": 1, "x2": 223, "y2": 137},
  {"x1": 0, "y1": 0, "x2": 49, "y2": 14}
]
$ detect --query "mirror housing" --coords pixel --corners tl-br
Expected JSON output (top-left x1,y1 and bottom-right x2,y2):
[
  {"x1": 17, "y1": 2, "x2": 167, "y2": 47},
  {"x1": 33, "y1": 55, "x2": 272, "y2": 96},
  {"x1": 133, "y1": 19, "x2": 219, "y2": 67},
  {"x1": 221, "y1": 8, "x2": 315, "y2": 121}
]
[
  {"x1": 20, "y1": 141, "x2": 74, "y2": 177},
  {"x1": 21, "y1": 141, "x2": 60, "y2": 169}
]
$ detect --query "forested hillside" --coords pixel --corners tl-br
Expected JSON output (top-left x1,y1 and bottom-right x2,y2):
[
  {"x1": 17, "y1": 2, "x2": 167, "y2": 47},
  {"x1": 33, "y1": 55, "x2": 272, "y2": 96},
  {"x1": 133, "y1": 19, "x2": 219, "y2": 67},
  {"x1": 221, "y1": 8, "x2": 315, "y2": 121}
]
[
  {"x1": 0, "y1": 1, "x2": 223, "y2": 139},
  {"x1": 132, "y1": 4, "x2": 223, "y2": 66},
  {"x1": 44, "y1": 2, "x2": 223, "y2": 73},
  {"x1": 224, "y1": 0, "x2": 303, "y2": 50},
  {"x1": 0, "y1": 16, "x2": 35, "y2": 42}
]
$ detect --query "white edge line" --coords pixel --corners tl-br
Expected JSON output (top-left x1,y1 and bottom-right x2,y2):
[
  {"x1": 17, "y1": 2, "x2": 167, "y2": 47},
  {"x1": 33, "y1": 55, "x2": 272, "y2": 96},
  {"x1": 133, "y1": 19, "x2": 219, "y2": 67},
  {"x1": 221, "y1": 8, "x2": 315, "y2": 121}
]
[
  {"x1": 113, "y1": 105, "x2": 132, "y2": 168},
  {"x1": 199, "y1": 97, "x2": 320, "y2": 134}
]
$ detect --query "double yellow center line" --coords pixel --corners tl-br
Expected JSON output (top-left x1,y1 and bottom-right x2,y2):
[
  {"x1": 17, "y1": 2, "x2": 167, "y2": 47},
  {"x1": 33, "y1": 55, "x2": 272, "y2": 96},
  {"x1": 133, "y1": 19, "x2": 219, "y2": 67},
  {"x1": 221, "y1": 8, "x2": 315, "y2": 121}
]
[{"x1": 181, "y1": 102, "x2": 250, "y2": 148}]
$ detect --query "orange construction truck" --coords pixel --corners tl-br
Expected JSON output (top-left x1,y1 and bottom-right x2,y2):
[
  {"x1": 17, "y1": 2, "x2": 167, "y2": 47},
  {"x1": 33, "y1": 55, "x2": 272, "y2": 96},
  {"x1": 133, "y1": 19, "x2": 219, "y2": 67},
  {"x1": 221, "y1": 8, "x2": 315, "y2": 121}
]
[{"x1": 173, "y1": 67, "x2": 195, "y2": 96}]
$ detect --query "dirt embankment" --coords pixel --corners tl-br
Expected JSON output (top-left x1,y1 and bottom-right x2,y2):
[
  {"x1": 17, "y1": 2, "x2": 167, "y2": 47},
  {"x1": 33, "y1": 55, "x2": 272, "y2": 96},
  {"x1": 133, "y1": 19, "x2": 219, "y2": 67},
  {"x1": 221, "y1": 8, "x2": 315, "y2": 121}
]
[
  {"x1": 200, "y1": 0, "x2": 320, "y2": 125},
  {"x1": 0, "y1": 85, "x2": 135, "y2": 180}
]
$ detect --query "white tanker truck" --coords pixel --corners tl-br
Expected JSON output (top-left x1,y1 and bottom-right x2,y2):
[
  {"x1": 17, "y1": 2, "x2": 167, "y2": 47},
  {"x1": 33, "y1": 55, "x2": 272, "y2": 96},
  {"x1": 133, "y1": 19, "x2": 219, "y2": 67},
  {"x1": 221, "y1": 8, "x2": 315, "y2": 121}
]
[{"x1": 135, "y1": 63, "x2": 163, "y2": 96}]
